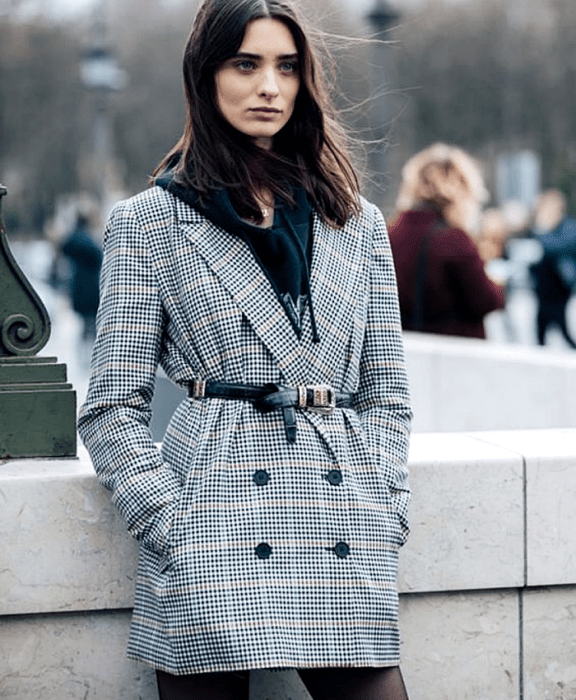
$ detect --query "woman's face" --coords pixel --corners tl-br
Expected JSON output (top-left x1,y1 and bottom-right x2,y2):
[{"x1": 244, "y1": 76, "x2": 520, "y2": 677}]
[{"x1": 214, "y1": 18, "x2": 300, "y2": 150}]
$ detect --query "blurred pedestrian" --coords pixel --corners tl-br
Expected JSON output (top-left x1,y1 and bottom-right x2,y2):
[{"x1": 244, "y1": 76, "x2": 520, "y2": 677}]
[
  {"x1": 529, "y1": 189, "x2": 576, "y2": 348},
  {"x1": 389, "y1": 143, "x2": 505, "y2": 339},
  {"x1": 478, "y1": 208, "x2": 510, "y2": 265},
  {"x1": 78, "y1": 1, "x2": 413, "y2": 699},
  {"x1": 477, "y1": 207, "x2": 518, "y2": 341},
  {"x1": 61, "y1": 212, "x2": 102, "y2": 341}
]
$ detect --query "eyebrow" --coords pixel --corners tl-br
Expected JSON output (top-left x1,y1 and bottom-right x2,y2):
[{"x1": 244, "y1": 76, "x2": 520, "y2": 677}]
[{"x1": 233, "y1": 51, "x2": 299, "y2": 60}]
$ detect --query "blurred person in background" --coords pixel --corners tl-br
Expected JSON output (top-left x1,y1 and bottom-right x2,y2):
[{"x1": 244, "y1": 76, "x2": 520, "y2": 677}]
[
  {"x1": 477, "y1": 208, "x2": 510, "y2": 265},
  {"x1": 529, "y1": 189, "x2": 576, "y2": 348},
  {"x1": 61, "y1": 211, "x2": 102, "y2": 342},
  {"x1": 477, "y1": 207, "x2": 516, "y2": 341},
  {"x1": 77, "y1": 1, "x2": 413, "y2": 698},
  {"x1": 389, "y1": 143, "x2": 505, "y2": 339}
]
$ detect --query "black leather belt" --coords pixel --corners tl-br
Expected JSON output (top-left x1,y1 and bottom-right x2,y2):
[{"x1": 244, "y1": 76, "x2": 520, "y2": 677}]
[{"x1": 188, "y1": 380, "x2": 354, "y2": 443}]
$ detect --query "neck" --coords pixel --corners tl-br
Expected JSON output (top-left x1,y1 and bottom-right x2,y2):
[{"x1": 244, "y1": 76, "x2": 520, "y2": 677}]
[
  {"x1": 245, "y1": 189, "x2": 274, "y2": 228},
  {"x1": 254, "y1": 136, "x2": 273, "y2": 151}
]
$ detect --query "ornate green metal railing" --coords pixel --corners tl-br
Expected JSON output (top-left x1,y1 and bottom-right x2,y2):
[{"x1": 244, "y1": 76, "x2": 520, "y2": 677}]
[
  {"x1": 0, "y1": 185, "x2": 76, "y2": 459},
  {"x1": 0, "y1": 184, "x2": 51, "y2": 356}
]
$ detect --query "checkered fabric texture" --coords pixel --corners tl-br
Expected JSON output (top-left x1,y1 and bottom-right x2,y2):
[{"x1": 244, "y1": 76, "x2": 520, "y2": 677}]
[{"x1": 78, "y1": 186, "x2": 412, "y2": 675}]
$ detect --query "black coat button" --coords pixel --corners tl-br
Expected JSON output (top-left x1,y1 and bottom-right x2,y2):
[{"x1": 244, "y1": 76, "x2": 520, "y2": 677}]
[
  {"x1": 255, "y1": 543, "x2": 272, "y2": 559},
  {"x1": 253, "y1": 470, "x2": 270, "y2": 486},
  {"x1": 327, "y1": 469, "x2": 343, "y2": 486},
  {"x1": 334, "y1": 542, "x2": 350, "y2": 559}
]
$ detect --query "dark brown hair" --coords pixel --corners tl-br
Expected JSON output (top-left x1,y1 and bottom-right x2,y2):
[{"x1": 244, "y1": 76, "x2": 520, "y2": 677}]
[{"x1": 152, "y1": 0, "x2": 360, "y2": 226}]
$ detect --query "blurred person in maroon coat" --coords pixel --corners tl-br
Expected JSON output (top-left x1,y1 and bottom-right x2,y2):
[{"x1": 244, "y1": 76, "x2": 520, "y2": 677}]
[{"x1": 389, "y1": 143, "x2": 505, "y2": 339}]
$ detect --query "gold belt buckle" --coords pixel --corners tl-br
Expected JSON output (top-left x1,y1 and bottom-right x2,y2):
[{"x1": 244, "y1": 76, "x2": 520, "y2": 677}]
[
  {"x1": 307, "y1": 384, "x2": 336, "y2": 415},
  {"x1": 191, "y1": 379, "x2": 206, "y2": 399}
]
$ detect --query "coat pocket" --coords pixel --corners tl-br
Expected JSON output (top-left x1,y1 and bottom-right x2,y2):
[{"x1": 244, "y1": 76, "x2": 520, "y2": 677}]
[{"x1": 342, "y1": 410, "x2": 407, "y2": 548}]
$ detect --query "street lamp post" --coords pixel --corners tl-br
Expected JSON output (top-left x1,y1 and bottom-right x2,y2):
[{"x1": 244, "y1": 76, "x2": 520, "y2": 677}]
[
  {"x1": 80, "y1": 23, "x2": 126, "y2": 220},
  {"x1": 367, "y1": 0, "x2": 399, "y2": 36},
  {"x1": 365, "y1": 0, "x2": 399, "y2": 207}
]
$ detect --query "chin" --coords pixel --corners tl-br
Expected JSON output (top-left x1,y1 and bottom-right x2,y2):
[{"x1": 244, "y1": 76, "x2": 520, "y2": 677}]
[{"x1": 248, "y1": 127, "x2": 281, "y2": 140}]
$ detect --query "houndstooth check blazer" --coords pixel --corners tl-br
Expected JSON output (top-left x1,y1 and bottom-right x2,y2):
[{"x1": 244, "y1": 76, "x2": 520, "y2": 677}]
[{"x1": 78, "y1": 185, "x2": 412, "y2": 675}]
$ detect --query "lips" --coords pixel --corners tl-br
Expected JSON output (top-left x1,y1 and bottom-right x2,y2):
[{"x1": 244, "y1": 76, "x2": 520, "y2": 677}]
[{"x1": 251, "y1": 107, "x2": 281, "y2": 113}]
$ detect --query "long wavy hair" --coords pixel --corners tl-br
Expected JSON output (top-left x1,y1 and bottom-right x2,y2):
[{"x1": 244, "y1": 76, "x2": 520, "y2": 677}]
[
  {"x1": 394, "y1": 143, "x2": 488, "y2": 235},
  {"x1": 153, "y1": 0, "x2": 360, "y2": 226}
]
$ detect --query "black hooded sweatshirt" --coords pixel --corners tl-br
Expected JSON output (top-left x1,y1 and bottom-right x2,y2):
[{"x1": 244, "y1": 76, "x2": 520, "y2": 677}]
[{"x1": 156, "y1": 173, "x2": 319, "y2": 342}]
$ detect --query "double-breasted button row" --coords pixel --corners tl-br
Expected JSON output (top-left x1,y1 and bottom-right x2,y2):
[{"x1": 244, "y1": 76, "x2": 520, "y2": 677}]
[
  {"x1": 255, "y1": 542, "x2": 351, "y2": 560},
  {"x1": 254, "y1": 469, "x2": 343, "y2": 487}
]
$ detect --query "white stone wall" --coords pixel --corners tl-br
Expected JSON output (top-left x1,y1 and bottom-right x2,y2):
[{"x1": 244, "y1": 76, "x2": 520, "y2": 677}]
[
  {"x1": 400, "y1": 428, "x2": 576, "y2": 700},
  {"x1": 1, "y1": 429, "x2": 576, "y2": 700},
  {"x1": 404, "y1": 333, "x2": 576, "y2": 433}
]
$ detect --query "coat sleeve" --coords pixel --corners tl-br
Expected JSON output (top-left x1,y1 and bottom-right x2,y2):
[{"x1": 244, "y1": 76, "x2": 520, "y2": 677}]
[
  {"x1": 354, "y1": 203, "x2": 413, "y2": 537},
  {"x1": 77, "y1": 198, "x2": 182, "y2": 556}
]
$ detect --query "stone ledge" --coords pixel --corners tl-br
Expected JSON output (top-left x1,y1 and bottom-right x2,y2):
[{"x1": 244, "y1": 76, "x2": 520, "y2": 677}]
[
  {"x1": 0, "y1": 610, "x2": 157, "y2": 700},
  {"x1": 0, "y1": 445, "x2": 139, "y2": 616},
  {"x1": 471, "y1": 428, "x2": 576, "y2": 587},
  {"x1": 2, "y1": 429, "x2": 576, "y2": 700},
  {"x1": 398, "y1": 432, "x2": 525, "y2": 592},
  {"x1": 1, "y1": 429, "x2": 576, "y2": 616},
  {"x1": 404, "y1": 333, "x2": 576, "y2": 432}
]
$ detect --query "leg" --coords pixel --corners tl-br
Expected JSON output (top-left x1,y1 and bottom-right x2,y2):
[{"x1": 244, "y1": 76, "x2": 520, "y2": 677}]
[
  {"x1": 556, "y1": 303, "x2": 576, "y2": 349},
  {"x1": 82, "y1": 313, "x2": 97, "y2": 342},
  {"x1": 536, "y1": 302, "x2": 549, "y2": 345},
  {"x1": 298, "y1": 666, "x2": 409, "y2": 700},
  {"x1": 156, "y1": 669, "x2": 250, "y2": 700}
]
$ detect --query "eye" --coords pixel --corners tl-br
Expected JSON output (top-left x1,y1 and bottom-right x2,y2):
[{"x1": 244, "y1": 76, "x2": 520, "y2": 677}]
[
  {"x1": 279, "y1": 60, "x2": 298, "y2": 74},
  {"x1": 235, "y1": 59, "x2": 257, "y2": 72}
]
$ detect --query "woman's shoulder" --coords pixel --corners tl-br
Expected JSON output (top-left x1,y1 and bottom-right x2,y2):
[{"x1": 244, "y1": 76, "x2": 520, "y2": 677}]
[
  {"x1": 387, "y1": 209, "x2": 436, "y2": 244},
  {"x1": 427, "y1": 222, "x2": 480, "y2": 261},
  {"x1": 109, "y1": 185, "x2": 175, "y2": 219},
  {"x1": 102, "y1": 187, "x2": 187, "y2": 250},
  {"x1": 357, "y1": 196, "x2": 382, "y2": 223},
  {"x1": 107, "y1": 185, "x2": 206, "y2": 229},
  {"x1": 338, "y1": 196, "x2": 384, "y2": 234}
]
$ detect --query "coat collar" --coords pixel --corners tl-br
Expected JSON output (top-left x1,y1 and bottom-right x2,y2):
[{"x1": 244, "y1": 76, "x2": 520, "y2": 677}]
[{"x1": 173, "y1": 196, "x2": 307, "y2": 383}]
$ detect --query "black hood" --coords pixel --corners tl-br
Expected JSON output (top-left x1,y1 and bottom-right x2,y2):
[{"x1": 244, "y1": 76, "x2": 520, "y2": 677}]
[{"x1": 155, "y1": 172, "x2": 319, "y2": 342}]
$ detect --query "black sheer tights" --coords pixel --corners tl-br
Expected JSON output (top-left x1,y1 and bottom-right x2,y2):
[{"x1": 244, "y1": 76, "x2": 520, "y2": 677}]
[
  {"x1": 156, "y1": 666, "x2": 409, "y2": 700},
  {"x1": 299, "y1": 667, "x2": 409, "y2": 700}
]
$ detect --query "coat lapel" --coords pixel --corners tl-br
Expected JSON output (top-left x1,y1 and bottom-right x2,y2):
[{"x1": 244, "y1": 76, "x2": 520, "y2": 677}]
[
  {"x1": 175, "y1": 198, "x2": 308, "y2": 383},
  {"x1": 302, "y1": 213, "x2": 366, "y2": 383}
]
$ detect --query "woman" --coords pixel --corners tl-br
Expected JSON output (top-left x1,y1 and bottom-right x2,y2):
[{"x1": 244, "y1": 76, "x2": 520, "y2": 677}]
[
  {"x1": 78, "y1": 1, "x2": 412, "y2": 698},
  {"x1": 389, "y1": 143, "x2": 505, "y2": 339}
]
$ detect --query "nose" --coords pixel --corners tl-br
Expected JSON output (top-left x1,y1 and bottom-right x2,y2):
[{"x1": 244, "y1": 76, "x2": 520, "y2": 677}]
[{"x1": 259, "y1": 67, "x2": 279, "y2": 98}]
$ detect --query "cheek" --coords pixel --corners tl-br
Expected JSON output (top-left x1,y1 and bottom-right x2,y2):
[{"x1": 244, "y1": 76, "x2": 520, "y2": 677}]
[
  {"x1": 286, "y1": 82, "x2": 300, "y2": 114},
  {"x1": 215, "y1": 74, "x2": 244, "y2": 113}
]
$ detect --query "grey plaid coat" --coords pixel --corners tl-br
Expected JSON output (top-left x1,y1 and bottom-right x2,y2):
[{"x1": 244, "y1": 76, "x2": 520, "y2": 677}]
[{"x1": 78, "y1": 185, "x2": 412, "y2": 675}]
